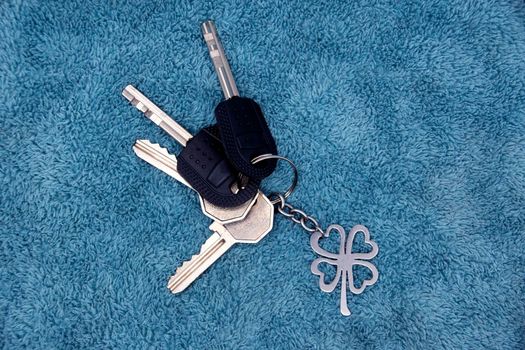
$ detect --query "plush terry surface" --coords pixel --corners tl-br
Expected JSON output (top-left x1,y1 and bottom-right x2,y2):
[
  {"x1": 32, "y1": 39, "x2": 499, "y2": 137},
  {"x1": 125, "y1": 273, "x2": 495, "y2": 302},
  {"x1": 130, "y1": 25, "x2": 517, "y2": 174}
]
[{"x1": 1, "y1": 0, "x2": 524, "y2": 349}]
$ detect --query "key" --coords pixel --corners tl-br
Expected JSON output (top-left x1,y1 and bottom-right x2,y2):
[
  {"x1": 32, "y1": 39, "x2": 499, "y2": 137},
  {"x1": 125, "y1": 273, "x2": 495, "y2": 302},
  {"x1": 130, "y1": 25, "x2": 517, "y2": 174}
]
[
  {"x1": 132, "y1": 139, "x2": 257, "y2": 224},
  {"x1": 201, "y1": 20, "x2": 278, "y2": 182},
  {"x1": 123, "y1": 85, "x2": 260, "y2": 208},
  {"x1": 168, "y1": 192, "x2": 274, "y2": 293},
  {"x1": 122, "y1": 85, "x2": 258, "y2": 217}
]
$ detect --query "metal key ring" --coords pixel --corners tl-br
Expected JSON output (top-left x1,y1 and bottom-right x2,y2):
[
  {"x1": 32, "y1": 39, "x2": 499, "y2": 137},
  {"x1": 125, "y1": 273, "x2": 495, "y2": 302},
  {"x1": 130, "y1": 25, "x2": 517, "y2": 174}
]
[{"x1": 251, "y1": 154, "x2": 298, "y2": 205}]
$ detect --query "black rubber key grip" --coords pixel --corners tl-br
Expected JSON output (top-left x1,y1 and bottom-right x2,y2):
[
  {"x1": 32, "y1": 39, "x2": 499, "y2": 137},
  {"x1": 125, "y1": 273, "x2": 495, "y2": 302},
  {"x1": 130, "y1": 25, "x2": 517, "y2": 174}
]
[
  {"x1": 215, "y1": 96, "x2": 277, "y2": 180},
  {"x1": 177, "y1": 126, "x2": 260, "y2": 208}
]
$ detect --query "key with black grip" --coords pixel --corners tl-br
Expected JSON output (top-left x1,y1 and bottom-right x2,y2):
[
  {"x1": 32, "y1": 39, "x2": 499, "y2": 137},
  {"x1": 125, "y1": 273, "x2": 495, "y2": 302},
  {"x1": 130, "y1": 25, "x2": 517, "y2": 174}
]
[
  {"x1": 177, "y1": 125, "x2": 260, "y2": 207},
  {"x1": 123, "y1": 85, "x2": 259, "y2": 208},
  {"x1": 201, "y1": 20, "x2": 277, "y2": 183}
]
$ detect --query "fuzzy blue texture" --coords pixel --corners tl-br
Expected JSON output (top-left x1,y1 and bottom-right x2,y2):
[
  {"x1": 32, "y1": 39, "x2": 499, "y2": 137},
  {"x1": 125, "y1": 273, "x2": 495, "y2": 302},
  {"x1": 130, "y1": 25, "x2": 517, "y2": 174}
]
[{"x1": 1, "y1": 0, "x2": 525, "y2": 348}]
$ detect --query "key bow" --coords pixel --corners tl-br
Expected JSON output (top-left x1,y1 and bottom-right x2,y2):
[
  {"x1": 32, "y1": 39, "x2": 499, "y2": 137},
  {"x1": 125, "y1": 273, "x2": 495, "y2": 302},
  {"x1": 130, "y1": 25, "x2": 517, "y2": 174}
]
[{"x1": 310, "y1": 224, "x2": 379, "y2": 316}]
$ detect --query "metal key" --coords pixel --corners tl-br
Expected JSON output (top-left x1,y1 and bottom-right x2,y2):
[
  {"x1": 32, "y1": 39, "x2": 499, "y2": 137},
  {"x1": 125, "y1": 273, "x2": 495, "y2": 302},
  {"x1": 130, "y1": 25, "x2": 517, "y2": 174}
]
[
  {"x1": 168, "y1": 193, "x2": 274, "y2": 293},
  {"x1": 202, "y1": 20, "x2": 278, "y2": 182},
  {"x1": 124, "y1": 85, "x2": 256, "y2": 224},
  {"x1": 132, "y1": 140, "x2": 274, "y2": 292},
  {"x1": 132, "y1": 139, "x2": 259, "y2": 224}
]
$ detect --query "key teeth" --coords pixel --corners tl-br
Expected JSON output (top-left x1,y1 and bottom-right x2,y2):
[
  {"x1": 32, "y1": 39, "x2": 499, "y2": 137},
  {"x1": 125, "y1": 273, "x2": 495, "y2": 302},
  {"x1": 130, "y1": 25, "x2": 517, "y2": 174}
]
[
  {"x1": 174, "y1": 256, "x2": 197, "y2": 276},
  {"x1": 123, "y1": 88, "x2": 148, "y2": 114},
  {"x1": 167, "y1": 233, "x2": 224, "y2": 293},
  {"x1": 168, "y1": 254, "x2": 200, "y2": 293},
  {"x1": 123, "y1": 85, "x2": 151, "y2": 114},
  {"x1": 135, "y1": 140, "x2": 177, "y2": 162},
  {"x1": 173, "y1": 236, "x2": 217, "y2": 276}
]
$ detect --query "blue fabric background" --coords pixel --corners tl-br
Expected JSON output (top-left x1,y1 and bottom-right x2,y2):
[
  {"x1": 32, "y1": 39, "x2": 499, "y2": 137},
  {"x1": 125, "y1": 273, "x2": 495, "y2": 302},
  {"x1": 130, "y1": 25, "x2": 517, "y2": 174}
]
[{"x1": 1, "y1": 0, "x2": 524, "y2": 348}]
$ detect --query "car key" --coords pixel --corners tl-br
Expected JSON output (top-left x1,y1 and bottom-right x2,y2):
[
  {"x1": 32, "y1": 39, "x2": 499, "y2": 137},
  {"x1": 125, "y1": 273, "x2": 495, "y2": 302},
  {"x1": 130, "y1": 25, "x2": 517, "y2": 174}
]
[
  {"x1": 202, "y1": 20, "x2": 278, "y2": 183},
  {"x1": 123, "y1": 84, "x2": 259, "y2": 208},
  {"x1": 123, "y1": 85, "x2": 258, "y2": 218},
  {"x1": 168, "y1": 191, "x2": 274, "y2": 293},
  {"x1": 133, "y1": 139, "x2": 259, "y2": 224}
]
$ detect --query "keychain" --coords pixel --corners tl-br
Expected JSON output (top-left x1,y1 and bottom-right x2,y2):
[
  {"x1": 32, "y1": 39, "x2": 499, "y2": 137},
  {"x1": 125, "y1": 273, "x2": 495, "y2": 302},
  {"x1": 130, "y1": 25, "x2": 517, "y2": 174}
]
[
  {"x1": 124, "y1": 20, "x2": 379, "y2": 316},
  {"x1": 253, "y1": 155, "x2": 379, "y2": 316}
]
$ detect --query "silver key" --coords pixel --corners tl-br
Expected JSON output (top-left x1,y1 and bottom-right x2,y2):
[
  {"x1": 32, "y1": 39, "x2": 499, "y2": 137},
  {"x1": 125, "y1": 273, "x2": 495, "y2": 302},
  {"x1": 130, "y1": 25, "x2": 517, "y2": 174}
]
[
  {"x1": 168, "y1": 193, "x2": 274, "y2": 293},
  {"x1": 202, "y1": 20, "x2": 252, "y2": 188},
  {"x1": 133, "y1": 139, "x2": 259, "y2": 224},
  {"x1": 123, "y1": 85, "x2": 256, "y2": 224},
  {"x1": 201, "y1": 20, "x2": 239, "y2": 99}
]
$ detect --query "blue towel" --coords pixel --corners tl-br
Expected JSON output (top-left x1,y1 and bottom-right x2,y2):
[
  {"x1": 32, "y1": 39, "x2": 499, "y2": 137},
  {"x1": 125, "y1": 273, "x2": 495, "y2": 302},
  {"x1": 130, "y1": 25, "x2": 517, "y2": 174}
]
[{"x1": 1, "y1": 0, "x2": 524, "y2": 348}]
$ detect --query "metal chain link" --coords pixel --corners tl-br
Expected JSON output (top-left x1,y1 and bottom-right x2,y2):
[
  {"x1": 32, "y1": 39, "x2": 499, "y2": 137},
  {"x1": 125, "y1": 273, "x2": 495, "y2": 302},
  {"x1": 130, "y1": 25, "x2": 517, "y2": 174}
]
[
  {"x1": 252, "y1": 153, "x2": 324, "y2": 235},
  {"x1": 270, "y1": 193, "x2": 325, "y2": 235}
]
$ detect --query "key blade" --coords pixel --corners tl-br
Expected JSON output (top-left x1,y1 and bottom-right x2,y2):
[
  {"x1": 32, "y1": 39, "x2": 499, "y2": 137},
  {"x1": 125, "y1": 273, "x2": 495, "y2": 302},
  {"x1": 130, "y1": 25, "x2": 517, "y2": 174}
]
[
  {"x1": 133, "y1": 139, "x2": 192, "y2": 189},
  {"x1": 168, "y1": 230, "x2": 235, "y2": 293},
  {"x1": 123, "y1": 85, "x2": 193, "y2": 146},
  {"x1": 201, "y1": 20, "x2": 239, "y2": 99}
]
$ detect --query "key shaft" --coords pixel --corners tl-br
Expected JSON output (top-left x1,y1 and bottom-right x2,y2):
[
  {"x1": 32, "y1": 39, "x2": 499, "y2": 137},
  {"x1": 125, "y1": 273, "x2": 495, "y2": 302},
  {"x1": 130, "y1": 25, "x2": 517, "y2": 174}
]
[
  {"x1": 168, "y1": 193, "x2": 274, "y2": 293},
  {"x1": 201, "y1": 20, "x2": 239, "y2": 99},
  {"x1": 123, "y1": 85, "x2": 192, "y2": 146}
]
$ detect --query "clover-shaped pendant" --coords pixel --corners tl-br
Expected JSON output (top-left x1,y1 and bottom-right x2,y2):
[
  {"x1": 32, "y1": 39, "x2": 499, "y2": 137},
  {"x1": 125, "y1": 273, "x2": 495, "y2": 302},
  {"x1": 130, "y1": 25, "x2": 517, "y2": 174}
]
[{"x1": 310, "y1": 224, "x2": 379, "y2": 316}]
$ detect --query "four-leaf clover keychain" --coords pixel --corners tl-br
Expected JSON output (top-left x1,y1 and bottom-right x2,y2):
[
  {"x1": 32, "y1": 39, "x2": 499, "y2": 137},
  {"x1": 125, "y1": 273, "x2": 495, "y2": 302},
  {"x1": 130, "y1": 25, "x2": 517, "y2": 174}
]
[{"x1": 253, "y1": 155, "x2": 380, "y2": 316}]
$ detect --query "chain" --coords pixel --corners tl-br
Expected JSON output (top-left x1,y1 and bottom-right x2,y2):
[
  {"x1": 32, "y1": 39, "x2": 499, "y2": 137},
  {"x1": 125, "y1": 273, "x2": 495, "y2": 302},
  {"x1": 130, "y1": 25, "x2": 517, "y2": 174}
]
[
  {"x1": 252, "y1": 154, "x2": 324, "y2": 234},
  {"x1": 270, "y1": 193, "x2": 325, "y2": 235}
]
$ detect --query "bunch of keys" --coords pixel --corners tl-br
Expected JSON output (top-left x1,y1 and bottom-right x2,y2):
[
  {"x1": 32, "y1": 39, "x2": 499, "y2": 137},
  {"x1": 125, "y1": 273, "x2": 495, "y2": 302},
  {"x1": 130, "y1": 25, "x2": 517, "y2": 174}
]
[{"x1": 123, "y1": 20, "x2": 379, "y2": 316}]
